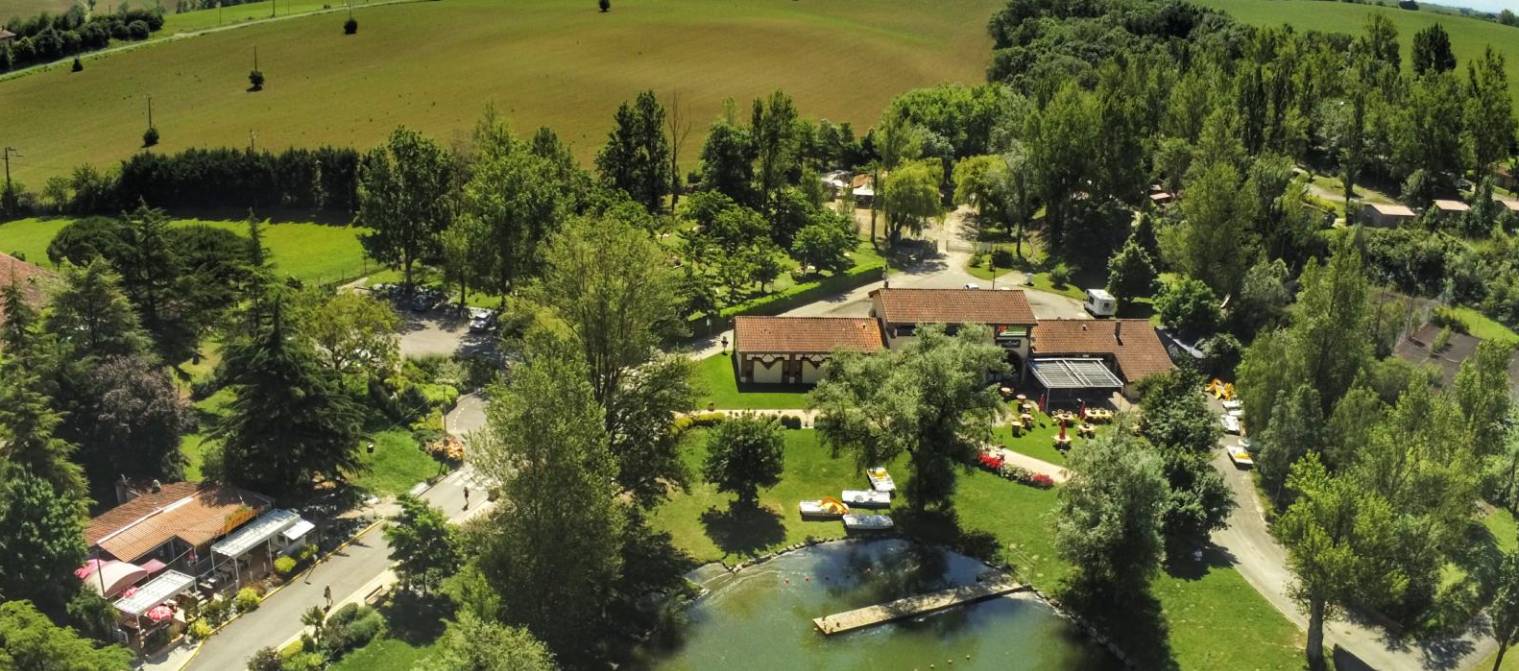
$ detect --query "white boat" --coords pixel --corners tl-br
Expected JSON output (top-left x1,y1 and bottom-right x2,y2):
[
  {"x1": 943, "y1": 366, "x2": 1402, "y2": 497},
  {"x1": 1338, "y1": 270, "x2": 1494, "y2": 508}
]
[
  {"x1": 843, "y1": 514, "x2": 894, "y2": 531},
  {"x1": 1226, "y1": 444, "x2": 1254, "y2": 468},
  {"x1": 866, "y1": 467, "x2": 896, "y2": 492},
  {"x1": 1220, "y1": 414, "x2": 1241, "y2": 434},
  {"x1": 841, "y1": 489, "x2": 891, "y2": 508},
  {"x1": 799, "y1": 498, "x2": 849, "y2": 519}
]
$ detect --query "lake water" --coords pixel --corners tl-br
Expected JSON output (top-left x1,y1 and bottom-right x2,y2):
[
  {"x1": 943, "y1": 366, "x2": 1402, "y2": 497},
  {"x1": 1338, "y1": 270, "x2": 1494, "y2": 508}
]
[{"x1": 647, "y1": 539, "x2": 1122, "y2": 671}]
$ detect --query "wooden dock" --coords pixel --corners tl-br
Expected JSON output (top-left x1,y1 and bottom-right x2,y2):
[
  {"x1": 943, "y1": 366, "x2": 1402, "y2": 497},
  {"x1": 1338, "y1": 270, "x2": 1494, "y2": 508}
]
[{"x1": 812, "y1": 576, "x2": 1024, "y2": 635}]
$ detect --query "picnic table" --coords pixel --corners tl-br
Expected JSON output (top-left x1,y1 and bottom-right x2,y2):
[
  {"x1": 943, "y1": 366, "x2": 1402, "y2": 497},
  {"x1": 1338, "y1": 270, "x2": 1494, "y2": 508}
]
[
  {"x1": 1019, "y1": 413, "x2": 1034, "y2": 429},
  {"x1": 1077, "y1": 423, "x2": 1096, "y2": 438},
  {"x1": 1084, "y1": 408, "x2": 1114, "y2": 423}
]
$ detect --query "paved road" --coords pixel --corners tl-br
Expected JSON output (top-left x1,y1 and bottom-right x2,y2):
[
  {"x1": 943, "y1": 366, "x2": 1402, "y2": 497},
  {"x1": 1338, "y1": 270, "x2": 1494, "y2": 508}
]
[
  {"x1": 1207, "y1": 401, "x2": 1496, "y2": 671},
  {"x1": 186, "y1": 466, "x2": 489, "y2": 671}
]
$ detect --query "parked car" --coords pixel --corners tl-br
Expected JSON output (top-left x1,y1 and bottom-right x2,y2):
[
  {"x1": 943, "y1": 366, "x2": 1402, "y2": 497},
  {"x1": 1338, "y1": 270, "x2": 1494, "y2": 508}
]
[
  {"x1": 469, "y1": 308, "x2": 498, "y2": 333},
  {"x1": 411, "y1": 291, "x2": 440, "y2": 312}
]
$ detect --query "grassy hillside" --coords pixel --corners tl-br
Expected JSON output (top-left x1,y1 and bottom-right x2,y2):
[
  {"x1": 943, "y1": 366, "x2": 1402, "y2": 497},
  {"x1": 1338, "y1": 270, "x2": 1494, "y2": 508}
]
[
  {"x1": 0, "y1": 0, "x2": 1000, "y2": 187},
  {"x1": 1197, "y1": 0, "x2": 1519, "y2": 104},
  {"x1": 0, "y1": 0, "x2": 76, "y2": 23}
]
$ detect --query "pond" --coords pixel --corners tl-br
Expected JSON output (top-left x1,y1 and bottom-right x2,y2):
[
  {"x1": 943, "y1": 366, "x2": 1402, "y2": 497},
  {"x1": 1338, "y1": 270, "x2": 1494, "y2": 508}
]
[{"x1": 646, "y1": 538, "x2": 1122, "y2": 670}]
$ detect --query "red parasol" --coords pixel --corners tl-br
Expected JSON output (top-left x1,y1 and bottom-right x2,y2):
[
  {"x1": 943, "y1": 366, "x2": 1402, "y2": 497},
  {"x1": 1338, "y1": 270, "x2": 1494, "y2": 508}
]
[{"x1": 146, "y1": 605, "x2": 173, "y2": 623}]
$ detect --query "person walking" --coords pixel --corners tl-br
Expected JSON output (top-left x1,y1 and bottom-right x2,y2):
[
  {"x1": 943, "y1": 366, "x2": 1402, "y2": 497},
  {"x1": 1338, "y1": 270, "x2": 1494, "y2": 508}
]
[
  {"x1": 323, "y1": 585, "x2": 332, "y2": 611},
  {"x1": 463, "y1": 485, "x2": 470, "y2": 511}
]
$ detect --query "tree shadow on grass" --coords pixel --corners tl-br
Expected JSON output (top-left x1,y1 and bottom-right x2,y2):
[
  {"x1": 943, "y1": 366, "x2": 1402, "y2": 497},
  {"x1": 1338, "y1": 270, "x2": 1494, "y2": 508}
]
[
  {"x1": 1061, "y1": 585, "x2": 1178, "y2": 671},
  {"x1": 699, "y1": 501, "x2": 785, "y2": 559},
  {"x1": 892, "y1": 507, "x2": 1000, "y2": 563},
  {"x1": 377, "y1": 590, "x2": 452, "y2": 647}
]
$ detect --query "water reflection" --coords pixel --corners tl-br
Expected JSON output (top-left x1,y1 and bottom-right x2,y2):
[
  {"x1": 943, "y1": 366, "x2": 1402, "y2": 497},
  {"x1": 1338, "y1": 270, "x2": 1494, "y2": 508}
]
[{"x1": 644, "y1": 539, "x2": 1122, "y2": 671}]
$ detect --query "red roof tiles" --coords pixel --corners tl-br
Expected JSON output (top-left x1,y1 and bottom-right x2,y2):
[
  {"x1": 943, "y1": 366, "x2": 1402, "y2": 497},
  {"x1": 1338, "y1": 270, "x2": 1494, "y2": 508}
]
[
  {"x1": 1031, "y1": 319, "x2": 1174, "y2": 383},
  {"x1": 733, "y1": 316, "x2": 885, "y2": 354},
  {"x1": 87, "y1": 482, "x2": 272, "y2": 562},
  {"x1": 871, "y1": 288, "x2": 1036, "y2": 326}
]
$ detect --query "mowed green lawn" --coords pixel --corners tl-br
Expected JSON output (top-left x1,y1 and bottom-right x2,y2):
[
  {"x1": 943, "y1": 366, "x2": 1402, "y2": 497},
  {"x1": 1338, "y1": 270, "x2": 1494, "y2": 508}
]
[
  {"x1": 0, "y1": 0, "x2": 1001, "y2": 187},
  {"x1": 0, "y1": 216, "x2": 368, "y2": 284},
  {"x1": 652, "y1": 427, "x2": 1304, "y2": 669},
  {"x1": 1198, "y1": 0, "x2": 1519, "y2": 105}
]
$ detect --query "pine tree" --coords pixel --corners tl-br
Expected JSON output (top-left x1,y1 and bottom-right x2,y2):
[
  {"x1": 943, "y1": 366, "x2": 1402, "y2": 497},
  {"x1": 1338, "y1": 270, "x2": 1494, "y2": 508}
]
[
  {"x1": 216, "y1": 290, "x2": 362, "y2": 494},
  {"x1": 0, "y1": 284, "x2": 88, "y2": 500}
]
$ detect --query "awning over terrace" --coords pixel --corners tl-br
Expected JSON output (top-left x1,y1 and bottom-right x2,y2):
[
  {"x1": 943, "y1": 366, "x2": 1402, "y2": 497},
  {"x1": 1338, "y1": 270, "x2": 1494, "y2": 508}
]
[
  {"x1": 212, "y1": 509, "x2": 301, "y2": 558},
  {"x1": 114, "y1": 570, "x2": 195, "y2": 617},
  {"x1": 1029, "y1": 358, "x2": 1124, "y2": 390}
]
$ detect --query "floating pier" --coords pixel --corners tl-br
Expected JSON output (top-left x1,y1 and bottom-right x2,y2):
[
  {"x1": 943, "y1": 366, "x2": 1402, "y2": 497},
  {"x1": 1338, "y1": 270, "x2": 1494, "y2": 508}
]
[{"x1": 812, "y1": 576, "x2": 1025, "y2": 635}]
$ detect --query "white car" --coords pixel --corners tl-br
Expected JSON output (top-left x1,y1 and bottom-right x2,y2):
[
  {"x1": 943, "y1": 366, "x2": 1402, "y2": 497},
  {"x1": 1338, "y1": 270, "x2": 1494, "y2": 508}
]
[
  {"x1": 1226, "y1": 444, "x2": 1254, "y2": 468},
  {"x1": 963, "y1": 283, "x2": 981, "y2": 290}
]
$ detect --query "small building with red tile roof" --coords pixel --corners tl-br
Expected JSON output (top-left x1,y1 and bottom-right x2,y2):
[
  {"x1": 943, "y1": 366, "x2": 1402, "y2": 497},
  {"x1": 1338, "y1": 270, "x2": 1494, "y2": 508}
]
[
  {"x1": 732, "y1": 316, "x2": 884, "y2": 384},
  {"x1": 87, "y1": 481, "x2": 273, "y2": 568},
  {"x1": 871, "y1": 287, "x2": 1037, "y2": 374}
]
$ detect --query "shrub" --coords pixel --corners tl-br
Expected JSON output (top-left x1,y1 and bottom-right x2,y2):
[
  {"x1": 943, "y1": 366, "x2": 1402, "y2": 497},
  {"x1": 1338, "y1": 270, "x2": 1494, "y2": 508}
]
[
  {"x1": 1048, "y1": 262, "x2": 1072, "y2": 288},
  {"x1": 671, "y1": 411, "x2": 728, "y2": 436},
  {"x1": 127, "y1": 20, "x2": 150, "y2": 39},
  {"x1": 780, "y1": 414, "x2": 803, "y2": 429},
  {"x1": 991, "y1": 248, "x2": 1015, "y2": 268},
  {"x1": 297, "y1": 543, "x2": 318, "y2": 562},
  {"x1": 142, "y1": 127, "x2": 159, "y2": 148},
  {"x1": 247, "y1": 647, "x2": 281, "y2": 671},
  {"x1": 343, "y1": 17, "x2": 358, "y2": 34},
  {"x1": 235, "y1": 587, "x2": 261, "y2": 613},
  {"x1": 273, "y1": 556, "x2": 297, "y2": 577},
  {"x1": 599, "y1": 0, "x2": 610, "y2": 11},
  {"x1": 71, "y1": 56, "x2": 82, "y2": 72},
  {"x1": 249, "y1": 69, "x2": 264, "y2": 91},
  {"x1": 188, "y1": 619, "x2": 213, "y2": 640},
  {"x1": 202, "y1": 597, "x2": 231, "y2": 625},
  {"x1": 284, "y1": 652, "x2": 326, "y2": 671},
  {"x1": 1029, "y1": 473, "x2": 1055, "y2": 488},
  {"x1": 323, "y1": 606, "x2": 384, "y2": 653}
]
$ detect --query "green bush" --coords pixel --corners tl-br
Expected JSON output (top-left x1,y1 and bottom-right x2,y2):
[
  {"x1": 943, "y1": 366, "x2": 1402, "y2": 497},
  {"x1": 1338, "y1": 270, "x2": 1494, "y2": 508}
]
[
  {"x1": 188, "y1": 619, "x2": 213, "y2": 640},
  {"x1": 1048, "y1": 262, "x2": 1072, "y2": 288},
  {"x1": 202, "y1": 598, "x2": 231, "y2": 625},
  {"x1": 297, "y1": 543, "x2": 318, "y2": 562},
  {"x1": 991, "y1": 248, "x2": 1015, "y2": 268},
  {"x1": 284, "y1": 652, "x2": 326, "y2": 671},
  {"x1": 273, "y1": 556, "x2": 297, "y2": 577},
  {"x1": 671, "y1": 412, "x2": 728, "y2": 436},
  {"x1": 323, "y1": 606, "x2": 385, "y2": 653},
  {"x1": 235, "y1": 587, "x2": 261, "y2": 613}
]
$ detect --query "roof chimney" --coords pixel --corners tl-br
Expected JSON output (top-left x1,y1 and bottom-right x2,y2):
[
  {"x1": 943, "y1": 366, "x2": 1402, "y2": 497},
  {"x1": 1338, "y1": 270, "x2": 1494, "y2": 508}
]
[{"x1": 1114, "y1": 320, "x2": 1123, "y2": 345}]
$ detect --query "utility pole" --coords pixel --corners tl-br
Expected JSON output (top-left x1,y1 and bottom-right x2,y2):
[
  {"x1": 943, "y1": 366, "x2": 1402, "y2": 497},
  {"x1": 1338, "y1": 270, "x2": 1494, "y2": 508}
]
[
  {"x1": 146, "y1": 96, "x2": 154, "y2": 129},
  {"x1": 248, "y1": 130, "x2": 257, "y2": 153},
  {"x1": 2, "y1": 146, "x2": 16, "y2": 194},
  {"x1": 1, "y1": 146, "x2": 18, "y2": 215}
]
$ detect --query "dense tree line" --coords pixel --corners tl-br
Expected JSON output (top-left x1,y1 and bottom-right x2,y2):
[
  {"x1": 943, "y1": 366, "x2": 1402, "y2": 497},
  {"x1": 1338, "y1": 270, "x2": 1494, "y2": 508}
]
[{"x1": 0, "y1": 6, "x2": 163, "y2": 71}]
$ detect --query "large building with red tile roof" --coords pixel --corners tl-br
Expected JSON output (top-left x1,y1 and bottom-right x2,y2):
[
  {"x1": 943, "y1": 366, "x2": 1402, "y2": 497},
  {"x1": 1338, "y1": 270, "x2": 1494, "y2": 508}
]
[
  {"x1": 733, "y1": 316, "x2": 884, "y2": 384},
  {"x1": 730, "y1": 288, "x2": 1173, "y2": 396}
]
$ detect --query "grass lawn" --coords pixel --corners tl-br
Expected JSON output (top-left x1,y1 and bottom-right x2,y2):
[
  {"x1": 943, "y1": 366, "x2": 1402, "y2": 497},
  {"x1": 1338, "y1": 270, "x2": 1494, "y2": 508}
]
[
  {"x1": 0, "y1": 0, "x2": 1001, "y2": 187},
  {"x1": 1445, "y1": 305, "x2": 1519, "y2": 345},
  {"x1": 328, "y1": 637, "x2": 436, "y2": 671},
  {"x1": 691, "y1": 353, "x2": 811, "y2": 410},
  {"x1": 651, "y1": 426, "x2": 1305, "y2": 669},
  {"x1": 352, "y1": 428, "x2": 444, "y2": 496},
  {"x1": 0, "y1": 216, "x2": 368, "y2": 285},
  {"x1": 1196, "y1": 0, "x2": 1519, "y2": 107}
]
